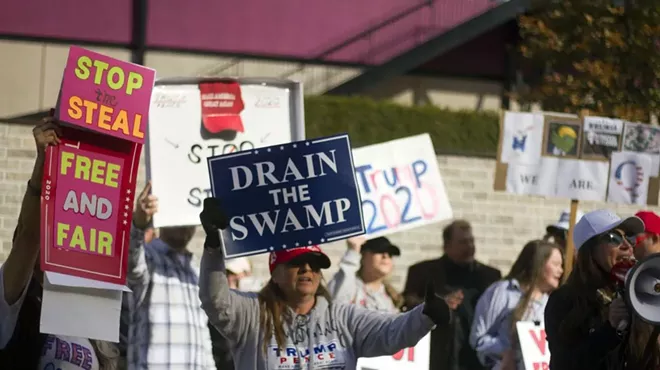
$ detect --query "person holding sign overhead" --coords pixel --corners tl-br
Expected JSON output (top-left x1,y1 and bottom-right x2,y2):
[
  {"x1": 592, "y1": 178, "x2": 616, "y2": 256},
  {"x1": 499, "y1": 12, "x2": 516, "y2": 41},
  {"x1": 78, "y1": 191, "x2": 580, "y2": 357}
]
[
  {"x1": 0, "y1": 117, "x2": 119, "y2": 369},
  {"x1": 197, "y1": 197, "x2": 453, "y2": 370},
  {"x1": 544, "y1": 209, "x2": 643, "y2": 370},
  {"x1": 327, "y1": 236, "x2": 404, "y2": 312},
  {"x1": 126, "y1": 183, "x2": 215, "y2": 369},
  {"x1": 469, "y1": 240, "x2": 564, "y2": 370}
]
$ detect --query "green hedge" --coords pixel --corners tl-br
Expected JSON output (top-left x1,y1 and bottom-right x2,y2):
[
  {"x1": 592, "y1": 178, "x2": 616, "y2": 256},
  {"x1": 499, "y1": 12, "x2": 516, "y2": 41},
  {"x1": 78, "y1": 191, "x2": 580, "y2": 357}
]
[{"x1": 304, "y1": 95, "x2": 500, "y2": 156}]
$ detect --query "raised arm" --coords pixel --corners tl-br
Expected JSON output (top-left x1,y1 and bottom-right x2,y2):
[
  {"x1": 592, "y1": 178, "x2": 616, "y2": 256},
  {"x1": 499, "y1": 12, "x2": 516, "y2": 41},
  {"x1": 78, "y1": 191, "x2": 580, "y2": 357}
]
[
  {"x1": 1, "y1": 118, "x2": 60, "y2": 348},
  {"x1": 126, "y1": 182, "x2": 156, "y2": 306},
  {"x1": 469, "y1": 280, "x2": 510, "y2": 367},
  {"x1": 198, "y1": 198, "x2": 260, "y2": 349},
  {"x1": 327, "y1": 237, "x2": 365, "y2": 304}
]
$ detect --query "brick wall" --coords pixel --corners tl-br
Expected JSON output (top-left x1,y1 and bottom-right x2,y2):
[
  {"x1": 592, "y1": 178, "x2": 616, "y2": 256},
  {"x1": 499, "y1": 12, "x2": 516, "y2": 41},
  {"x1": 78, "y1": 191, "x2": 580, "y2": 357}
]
[{"x1": 2, "y1": 121, "x2": 658, "y2": 291}]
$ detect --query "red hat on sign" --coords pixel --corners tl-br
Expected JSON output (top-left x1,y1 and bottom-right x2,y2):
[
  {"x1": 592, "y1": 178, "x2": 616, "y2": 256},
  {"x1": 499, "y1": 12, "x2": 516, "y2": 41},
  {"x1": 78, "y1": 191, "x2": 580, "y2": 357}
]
[
  {"x1": 635, "y1": 211, "x2": 660, "y2": 234},
  {"x1": 268, "y1": 245, "x2": 331, "y2": 274},
  {"x1": 199, "y1": 81, "x2": 245, "y2": 134}
]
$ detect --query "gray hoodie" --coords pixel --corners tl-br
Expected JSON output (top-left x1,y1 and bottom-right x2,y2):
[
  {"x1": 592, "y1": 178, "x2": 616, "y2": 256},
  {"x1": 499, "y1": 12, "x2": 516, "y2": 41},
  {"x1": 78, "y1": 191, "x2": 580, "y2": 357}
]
[
  {"x1": 327, "y1": 249, "x2": 398, "y2": 312},
  {"x1": 199, "y1": 249, "x2": 435, "y2": 370}
]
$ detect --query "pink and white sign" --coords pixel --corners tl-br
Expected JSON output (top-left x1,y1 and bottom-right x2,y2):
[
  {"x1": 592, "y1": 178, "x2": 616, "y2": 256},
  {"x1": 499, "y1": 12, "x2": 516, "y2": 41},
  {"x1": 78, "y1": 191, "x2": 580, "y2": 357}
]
[
  {"x1": 356, "y1": 334, "x2": 430, "y2": 370},
  {"x1": 517, "y1": 322, "x2": 551, "y2": 370},
  {"x1": 351, "y1": 134, "x2": 453, "y2": 238},
  {"x1": 40, "y1": 126, "x2": 142, "y2": 285},
  {"x1": 55, "y1": 46, "x2": 155, "y2": 144}
]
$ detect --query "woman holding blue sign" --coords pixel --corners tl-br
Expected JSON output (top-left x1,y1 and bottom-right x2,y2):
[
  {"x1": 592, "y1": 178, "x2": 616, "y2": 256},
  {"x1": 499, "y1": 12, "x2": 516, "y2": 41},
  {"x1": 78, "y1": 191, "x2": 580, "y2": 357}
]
[
  {"x1": 198, "y1": 197, "x2": 453, "y2": 370},
  {"x1": 327, "y1": 236, "x2": 403, "y2": 312}
]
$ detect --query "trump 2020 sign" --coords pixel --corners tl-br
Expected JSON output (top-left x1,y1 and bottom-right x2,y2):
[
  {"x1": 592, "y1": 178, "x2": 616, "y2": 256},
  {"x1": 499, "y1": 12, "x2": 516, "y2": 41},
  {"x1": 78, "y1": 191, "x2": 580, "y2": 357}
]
[{"x1": 207, "y1": 134, "x2": 366, "y2": 258}]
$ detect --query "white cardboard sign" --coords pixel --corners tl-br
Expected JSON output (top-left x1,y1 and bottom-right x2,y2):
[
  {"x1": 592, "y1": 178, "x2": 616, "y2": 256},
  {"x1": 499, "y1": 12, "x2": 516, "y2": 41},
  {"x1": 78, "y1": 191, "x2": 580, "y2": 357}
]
[
  {"x1": 146, "y1": 78, "x2": 305, "y2": 228},
  {"x1": 357, "y1": 334, "x2": 430, "y2": 370},
  {"x1": 351, "y1": 134, "x2": 452, "y2": 238},
  {"x1": 517, "y1": 322, "x2": 550, "y2": 370}
]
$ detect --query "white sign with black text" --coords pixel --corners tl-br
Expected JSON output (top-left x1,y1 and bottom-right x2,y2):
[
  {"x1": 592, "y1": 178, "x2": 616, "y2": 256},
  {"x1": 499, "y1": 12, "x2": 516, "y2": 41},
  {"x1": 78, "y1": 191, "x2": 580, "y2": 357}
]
[
  {"x1": 146, "y1": 79, "x2": 305, "y2": 227},
  {"x1": 555, "y1": 159, "x2": 609, "y2": 201},
  {"x1": 505, "y1": 157, "x2": 559, "y2": 196}
]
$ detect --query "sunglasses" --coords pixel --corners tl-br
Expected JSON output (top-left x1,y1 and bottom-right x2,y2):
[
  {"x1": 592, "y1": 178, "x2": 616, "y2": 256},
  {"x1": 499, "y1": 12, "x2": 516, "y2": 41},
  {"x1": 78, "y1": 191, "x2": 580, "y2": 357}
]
[
  {"x1": 601, "y1": 229, "x2": 636, "y2": 247},
  {"x1": 286, "y1": 258, "x2": 323, "y2": 271}
]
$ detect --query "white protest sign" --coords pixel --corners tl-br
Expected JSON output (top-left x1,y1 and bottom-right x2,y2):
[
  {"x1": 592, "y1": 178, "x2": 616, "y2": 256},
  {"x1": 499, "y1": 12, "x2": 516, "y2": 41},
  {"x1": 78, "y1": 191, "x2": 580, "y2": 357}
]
[
  {"x1": 506, "y1": 157, "x2": 559, "y2": 196},
  {"x1": 500, "y1": 112, "x2": 545, "y2": 165},
  {"x1": 607, "y1": 151, "x2": 653, "y2": 205},
  {"x1": 352, "y1": 134, "x2": 452, "y2": 238},
  {"x1": 146, "y1": 79, "x2": 305, "y2": 227},
  {"x1": 555, "y1": 159, "x2": 609, "y2": 201},
  {"x1": 517, "y1": 322, "x2": 550, "y2": 370},
  {"x1": 357, "y1": 334, "x2": 430, "y2": 370}
]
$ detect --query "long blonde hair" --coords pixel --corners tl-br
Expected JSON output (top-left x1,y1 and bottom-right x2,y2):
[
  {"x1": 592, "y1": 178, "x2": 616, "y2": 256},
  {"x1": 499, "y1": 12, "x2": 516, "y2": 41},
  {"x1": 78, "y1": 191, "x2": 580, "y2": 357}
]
[
  {"x1": 257, "y1": 280, "x2": 332, "y2": 353},
  {"x1": 356, "y1": 266, "x2": 404, "y2": 309},
  {"x1": 90, "y1": 340, "x2": 119, "y2": 370}
]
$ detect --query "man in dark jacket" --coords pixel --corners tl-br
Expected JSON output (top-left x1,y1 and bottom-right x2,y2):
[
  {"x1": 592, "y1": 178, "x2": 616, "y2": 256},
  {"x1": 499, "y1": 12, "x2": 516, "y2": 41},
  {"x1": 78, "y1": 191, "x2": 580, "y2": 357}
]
[{"x1": 402, "y1": 220, "x2": 501, "y2": 370}]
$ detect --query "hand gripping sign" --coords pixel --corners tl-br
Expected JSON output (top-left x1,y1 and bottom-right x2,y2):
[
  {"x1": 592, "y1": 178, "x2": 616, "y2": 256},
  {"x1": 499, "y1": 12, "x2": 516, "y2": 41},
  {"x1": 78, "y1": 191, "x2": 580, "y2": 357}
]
[{"x1": 207, "y1": 134, "x2": 366, "y2": 258}]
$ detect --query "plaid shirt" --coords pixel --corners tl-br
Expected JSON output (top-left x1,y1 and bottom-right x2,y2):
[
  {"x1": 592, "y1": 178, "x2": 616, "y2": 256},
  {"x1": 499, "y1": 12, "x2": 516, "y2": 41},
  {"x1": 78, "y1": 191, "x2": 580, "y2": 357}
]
[{"x1": 126, "y1": 226, "x2": 215, "y2": 370}]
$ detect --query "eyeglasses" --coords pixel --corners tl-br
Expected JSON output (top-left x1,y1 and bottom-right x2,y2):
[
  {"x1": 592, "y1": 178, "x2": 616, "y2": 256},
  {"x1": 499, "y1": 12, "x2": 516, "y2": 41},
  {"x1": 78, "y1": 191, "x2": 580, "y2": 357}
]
[{"x1": 601, "y1": 229, "x2": 636, "y2": 247}]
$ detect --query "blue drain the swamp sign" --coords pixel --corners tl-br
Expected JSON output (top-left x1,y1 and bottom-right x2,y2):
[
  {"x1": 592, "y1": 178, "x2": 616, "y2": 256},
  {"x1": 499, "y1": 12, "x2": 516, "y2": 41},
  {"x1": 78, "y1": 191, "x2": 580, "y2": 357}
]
[{"x1": 207, "y1": 133, "x2": 365, "y2": 258}]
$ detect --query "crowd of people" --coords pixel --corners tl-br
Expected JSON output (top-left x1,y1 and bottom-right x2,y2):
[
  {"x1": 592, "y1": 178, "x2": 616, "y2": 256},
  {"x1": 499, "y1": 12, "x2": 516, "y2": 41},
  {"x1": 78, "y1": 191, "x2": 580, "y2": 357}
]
[{"x1": 3, "y1": 118, "x2": 660, "y2": 370}]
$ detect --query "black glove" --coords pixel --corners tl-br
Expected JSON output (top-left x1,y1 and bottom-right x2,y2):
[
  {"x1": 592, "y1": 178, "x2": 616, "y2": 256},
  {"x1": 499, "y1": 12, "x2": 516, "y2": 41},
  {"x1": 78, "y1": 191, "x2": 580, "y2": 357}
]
[
  {"x1": 199, "y1": 197, "x2": 229, "y2": 249},
  {"x1": 422, "y1": 281, "x2": 452, "y2": 327}
]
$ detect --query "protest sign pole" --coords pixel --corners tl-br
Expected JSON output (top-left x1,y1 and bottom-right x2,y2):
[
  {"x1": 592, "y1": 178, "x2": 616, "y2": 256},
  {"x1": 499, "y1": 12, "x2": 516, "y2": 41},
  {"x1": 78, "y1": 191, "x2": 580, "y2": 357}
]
[
  {"x1": 563, "y1": 199, "x2": 580, "y2": 282},
  {"x1": 563, "y1": 109, "x2": 592, "y2": 282}
]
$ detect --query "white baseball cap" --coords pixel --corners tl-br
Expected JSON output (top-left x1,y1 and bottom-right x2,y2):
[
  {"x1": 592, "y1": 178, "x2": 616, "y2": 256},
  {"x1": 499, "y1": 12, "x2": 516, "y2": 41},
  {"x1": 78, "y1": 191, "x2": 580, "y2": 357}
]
[
  {"x1": 573, "y1": 209, "x2": 645, "y2": 251},
  {"x1": 547, "y1": 209, "x2": 585, "y2": 233},
  {"x1": 225, "y1": 257, "x2": 252, "y2": 275}
]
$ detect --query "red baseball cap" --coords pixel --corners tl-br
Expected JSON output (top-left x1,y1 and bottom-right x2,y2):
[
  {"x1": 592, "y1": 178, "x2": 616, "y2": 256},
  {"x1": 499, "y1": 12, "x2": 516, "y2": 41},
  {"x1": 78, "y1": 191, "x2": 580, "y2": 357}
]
[
  {"x1": 635, "y1": 211, "x2": 660, "y2": 234},
  {"x1": 268, "y1": 245, "x2": 331, "y2": 274},
  {"x1": 199, "y1": 81, "x2": 245, "y2": 134}
]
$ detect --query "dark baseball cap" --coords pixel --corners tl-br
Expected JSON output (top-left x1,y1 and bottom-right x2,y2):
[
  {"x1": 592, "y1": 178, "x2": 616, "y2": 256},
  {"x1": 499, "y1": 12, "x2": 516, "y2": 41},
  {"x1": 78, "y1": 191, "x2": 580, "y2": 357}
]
[{"x1": 361, "y1": 237, "x2": 401, "y2": 256}]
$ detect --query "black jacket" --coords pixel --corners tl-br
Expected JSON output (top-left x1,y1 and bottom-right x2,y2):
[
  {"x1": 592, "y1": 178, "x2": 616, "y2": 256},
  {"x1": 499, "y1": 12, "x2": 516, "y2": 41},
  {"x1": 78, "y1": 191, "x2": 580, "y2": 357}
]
[
  {"x1": 545, "y1": 283, "x2": 622, "y2": 370},
  {"x1": 402, "y1": 256, "x2": 501, "y2": 370}
]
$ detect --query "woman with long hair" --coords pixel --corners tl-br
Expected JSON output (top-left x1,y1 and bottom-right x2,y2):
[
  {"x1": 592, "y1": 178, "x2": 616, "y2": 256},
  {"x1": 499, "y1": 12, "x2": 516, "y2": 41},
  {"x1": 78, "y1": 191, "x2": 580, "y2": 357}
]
[
  {"x1": 0, "y1": 117, "x2": 119, "y2": 369},
  {"x1": 198, "y1": 197, "x2": 452, "y2": 370},
  {"x1": 469, "y1": 240, "x2": 564, "y2": 370},
  {"x1": 545, "y1": 209, "x2": 643, "y2": 370},
  {"x1": 327, "y1": 236, "x2": 404, "y2": 312}
]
